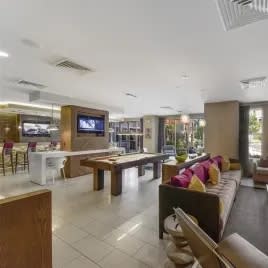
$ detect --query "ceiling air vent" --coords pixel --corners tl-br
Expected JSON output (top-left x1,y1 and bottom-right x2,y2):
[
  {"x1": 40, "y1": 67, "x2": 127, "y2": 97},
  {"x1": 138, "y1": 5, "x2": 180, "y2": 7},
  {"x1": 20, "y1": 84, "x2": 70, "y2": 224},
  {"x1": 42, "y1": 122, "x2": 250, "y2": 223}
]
[
  {"x1": 216, "y1": 0, "x2": 268, "y2": 31},
  {"x1": 17, "y1": 80, "x2": 46, "y2": 89},
  {"x1": 55, "y1": 59, "x2": 93, "y2": 72}
]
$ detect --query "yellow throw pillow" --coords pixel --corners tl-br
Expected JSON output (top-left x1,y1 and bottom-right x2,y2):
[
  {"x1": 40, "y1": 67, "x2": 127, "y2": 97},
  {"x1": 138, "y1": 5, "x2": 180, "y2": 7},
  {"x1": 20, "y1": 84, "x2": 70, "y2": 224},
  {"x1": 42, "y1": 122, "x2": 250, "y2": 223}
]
[
  {"x1": 222, "y1": 158, "x2": 230, "y2": 172},
  {"x1": 188, "y1": 175, "x2": 206, "y2": 192},
  {"x1": 230, "y1": 163, "x2": 241, "y2": 170},
  {"x1": 208, "y1": 164, "x2": 221, "y2": 185}
]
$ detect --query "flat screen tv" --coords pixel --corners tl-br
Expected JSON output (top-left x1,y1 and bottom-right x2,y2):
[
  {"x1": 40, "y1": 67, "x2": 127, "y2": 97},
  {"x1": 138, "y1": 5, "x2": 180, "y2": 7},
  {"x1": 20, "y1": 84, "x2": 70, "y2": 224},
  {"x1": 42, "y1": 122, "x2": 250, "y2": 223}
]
[
  {"x1": 77, "y1": 114, "x2": 105, "y2": 135},
  {"x1": 22, "y1": 121, "x2": 51, "y2": 137}
]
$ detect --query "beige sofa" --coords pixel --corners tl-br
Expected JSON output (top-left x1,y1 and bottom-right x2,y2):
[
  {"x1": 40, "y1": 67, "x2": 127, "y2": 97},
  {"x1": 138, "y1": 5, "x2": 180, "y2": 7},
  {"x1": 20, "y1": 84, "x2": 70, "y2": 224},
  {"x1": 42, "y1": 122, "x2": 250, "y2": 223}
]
[{"x1": 159, "y1": 160, "x2": 241, "y2": 242}]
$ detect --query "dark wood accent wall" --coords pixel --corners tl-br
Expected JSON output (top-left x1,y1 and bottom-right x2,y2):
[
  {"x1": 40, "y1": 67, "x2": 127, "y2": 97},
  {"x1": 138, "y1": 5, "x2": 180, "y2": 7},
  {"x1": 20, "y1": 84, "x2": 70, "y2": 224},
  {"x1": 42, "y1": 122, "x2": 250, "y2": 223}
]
[
  {"x1": 61, "y1": 105, "x2": 109, "y2": 151},
  {"x1": 0, "y1": 114, "x2": 20, "y2": 142},
  {"x1": 0, "y1": 190, "x2": 52, "y2": 268}
]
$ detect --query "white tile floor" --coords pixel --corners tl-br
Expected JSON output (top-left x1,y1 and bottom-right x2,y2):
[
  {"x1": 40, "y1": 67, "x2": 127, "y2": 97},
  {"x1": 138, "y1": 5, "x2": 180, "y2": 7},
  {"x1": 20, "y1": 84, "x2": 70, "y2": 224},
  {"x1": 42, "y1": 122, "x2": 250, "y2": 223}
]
[{"x1": 0, "y1": 168, "x2": 172, "y2": 268}]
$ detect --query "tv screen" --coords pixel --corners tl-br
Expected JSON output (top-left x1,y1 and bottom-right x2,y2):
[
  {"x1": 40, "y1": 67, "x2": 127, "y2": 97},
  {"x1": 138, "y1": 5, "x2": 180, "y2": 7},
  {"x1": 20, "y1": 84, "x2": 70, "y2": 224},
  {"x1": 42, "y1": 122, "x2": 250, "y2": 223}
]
[
  {"x1": 77, "y1": 114, "x2": 105, "y2": 135},
  {"x1": 22, "y1": 121, "x2": 50, "y2": 137}
]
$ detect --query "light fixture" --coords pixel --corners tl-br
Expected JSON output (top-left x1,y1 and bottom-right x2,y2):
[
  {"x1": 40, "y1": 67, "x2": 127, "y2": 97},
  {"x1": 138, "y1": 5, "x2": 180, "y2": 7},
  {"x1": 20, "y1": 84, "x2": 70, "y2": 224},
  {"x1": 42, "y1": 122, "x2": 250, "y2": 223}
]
[
  {"x1": 47, "y1": 104, "x2": 59, "y2": 131},
  {"x1": 0, "y1": 50, "x2": 9, "y2": 58},
  {"x1": 181, "y1": 74, "x2": 190, "y2": 80},
  {"x1": 240, "y1": 76, "x2": 267, "y2": 90},
  {"x1": 125, "y1": 93, "x2": 137, "y2": 98},
  {"x1": 180, "y1": 114, "x2": 190, "y2": 124},
  {"x1": 199, "y1": 119, "x2": 206, "y2": 127}
]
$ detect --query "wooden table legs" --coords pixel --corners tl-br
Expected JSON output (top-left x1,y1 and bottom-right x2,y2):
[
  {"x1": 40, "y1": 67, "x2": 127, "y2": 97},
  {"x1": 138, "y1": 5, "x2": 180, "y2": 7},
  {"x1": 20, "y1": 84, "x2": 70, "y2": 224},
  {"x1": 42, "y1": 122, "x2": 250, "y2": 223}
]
[
  {"x1": 111, "y1": 170, "x2": 122, "y2": 196},
  {"x1": 153, "y1": 161, "x2": 161, "y2": 179},
  {"x1": 93, "y1": 168, "x2": 104, "y2": 191},
  {"x1": 138, "y1": 165, "x2": 145, "y2": 176},
  {"x1": 94, "y1": 168, "x2": 122, "y2": 196}
]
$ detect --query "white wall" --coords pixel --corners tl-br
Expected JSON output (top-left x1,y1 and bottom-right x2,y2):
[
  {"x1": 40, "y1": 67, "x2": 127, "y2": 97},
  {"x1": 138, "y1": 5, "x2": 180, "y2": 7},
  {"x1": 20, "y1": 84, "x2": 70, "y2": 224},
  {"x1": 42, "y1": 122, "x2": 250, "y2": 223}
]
[{"x1": 143, "y1": 115, "x2": 159, "y2": 153}]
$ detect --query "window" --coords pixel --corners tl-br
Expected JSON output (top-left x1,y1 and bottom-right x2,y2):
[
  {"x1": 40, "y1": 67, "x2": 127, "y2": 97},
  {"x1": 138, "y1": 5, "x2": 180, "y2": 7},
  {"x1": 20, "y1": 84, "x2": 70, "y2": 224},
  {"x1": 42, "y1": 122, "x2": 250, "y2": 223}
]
[
  {"x1": 249, "y1": 108, "x2": 263, "y2": 158},
  {"x1": 164, "y1": 117, "x2": 205, "y2": 155}
]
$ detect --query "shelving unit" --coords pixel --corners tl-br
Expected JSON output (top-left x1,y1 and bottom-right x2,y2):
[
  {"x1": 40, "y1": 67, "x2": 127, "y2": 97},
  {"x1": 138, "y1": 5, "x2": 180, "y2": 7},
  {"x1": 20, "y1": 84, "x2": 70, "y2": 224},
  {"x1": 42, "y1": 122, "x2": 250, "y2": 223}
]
[{"x1": 109, "y1": 120, "x2": 143, "y2": 153}]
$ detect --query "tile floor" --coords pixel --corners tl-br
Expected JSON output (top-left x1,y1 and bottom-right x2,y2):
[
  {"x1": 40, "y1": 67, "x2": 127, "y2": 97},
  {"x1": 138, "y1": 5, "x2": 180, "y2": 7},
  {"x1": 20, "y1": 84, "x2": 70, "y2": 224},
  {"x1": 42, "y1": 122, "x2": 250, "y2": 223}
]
[{"x1": 0, "y1": 168, "x2": 171, "y2": 268}]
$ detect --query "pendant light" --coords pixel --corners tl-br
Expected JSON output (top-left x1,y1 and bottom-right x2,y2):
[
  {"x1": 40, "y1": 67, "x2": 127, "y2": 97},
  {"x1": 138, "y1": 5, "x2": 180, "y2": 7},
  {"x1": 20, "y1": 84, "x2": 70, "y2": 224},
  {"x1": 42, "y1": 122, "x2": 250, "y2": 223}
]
[{"x1": 47, "y1": 104, "x2": 59, "y2": 131}]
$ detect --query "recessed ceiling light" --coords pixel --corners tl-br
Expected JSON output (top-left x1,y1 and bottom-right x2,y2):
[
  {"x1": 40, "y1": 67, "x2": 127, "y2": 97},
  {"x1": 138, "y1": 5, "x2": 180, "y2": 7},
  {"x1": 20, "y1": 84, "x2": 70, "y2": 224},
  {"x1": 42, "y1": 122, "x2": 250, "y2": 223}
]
[
  {"x1": 21, "y1": 38, "x2": 40, "y2": 48},
  {"x1": 125, "y1": 93, "x2": 137, "y2": 98},
  {"x1": 160, "y1": 106, "x2": 174, "y2": 110},
  {"x1": 0, "y1": 50, "x2": 9, "y2": 58},
  {"x1": 181, "y1": 74, "x2": 189, "y2": 80}
]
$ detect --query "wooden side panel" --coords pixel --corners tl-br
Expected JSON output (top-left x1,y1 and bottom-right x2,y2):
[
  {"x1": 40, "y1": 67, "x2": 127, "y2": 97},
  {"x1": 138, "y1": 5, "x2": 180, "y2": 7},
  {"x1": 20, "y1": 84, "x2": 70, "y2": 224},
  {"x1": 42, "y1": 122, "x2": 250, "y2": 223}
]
[
  {"x1": 0, "y1": 190, "x2": 52, "y2": 268},
  {"x1": 60, "y1": 105, "x2": 109, "y2": 152}
]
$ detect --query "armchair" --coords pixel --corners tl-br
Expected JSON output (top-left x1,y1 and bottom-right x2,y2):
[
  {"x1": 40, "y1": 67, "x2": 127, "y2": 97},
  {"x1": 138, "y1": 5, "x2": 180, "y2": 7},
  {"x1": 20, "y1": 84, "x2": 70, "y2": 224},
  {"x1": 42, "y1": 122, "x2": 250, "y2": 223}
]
[
  {"x1": 174, "y1": 207, "x2": 268, "y2": 268},
  {"x1": 253, "y1": 158, "x2": 268, "y2": 184}
]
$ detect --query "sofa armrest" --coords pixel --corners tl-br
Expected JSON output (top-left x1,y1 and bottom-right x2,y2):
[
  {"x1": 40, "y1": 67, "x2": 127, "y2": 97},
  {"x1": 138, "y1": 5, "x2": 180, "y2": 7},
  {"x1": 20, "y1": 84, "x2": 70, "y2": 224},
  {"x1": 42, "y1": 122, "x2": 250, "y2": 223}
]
[
  {"x1": 159, "y1": 184, "x2": 221, "y2": 242},
  {"x1": 216, "y1": 233, "x2": 268, "y2": 268}
]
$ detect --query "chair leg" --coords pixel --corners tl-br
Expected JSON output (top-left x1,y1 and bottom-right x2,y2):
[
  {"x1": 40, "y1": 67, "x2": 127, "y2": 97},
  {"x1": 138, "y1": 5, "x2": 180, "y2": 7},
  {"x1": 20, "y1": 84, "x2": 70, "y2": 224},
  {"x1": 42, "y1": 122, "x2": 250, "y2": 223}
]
[
  {"x1": 23, "y1": 154, "x2": 26, "y2": 171},
  {"x1": 11, "y1": 155, "x2": 14, "y2": 174},
  {"x1": 15, "y1": 153, "x2": 18, "y2": 174},
  {"x1": 2, "y1": 158, "x2": 5, "y2": 176}
]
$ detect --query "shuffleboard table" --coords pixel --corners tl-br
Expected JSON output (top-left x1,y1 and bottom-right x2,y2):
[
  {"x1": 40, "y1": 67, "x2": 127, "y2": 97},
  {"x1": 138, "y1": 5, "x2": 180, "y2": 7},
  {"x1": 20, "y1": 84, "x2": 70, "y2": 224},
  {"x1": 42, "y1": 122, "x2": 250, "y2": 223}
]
[{"x1": 81, "y1": 153, "x2": 169, "y2": 196}]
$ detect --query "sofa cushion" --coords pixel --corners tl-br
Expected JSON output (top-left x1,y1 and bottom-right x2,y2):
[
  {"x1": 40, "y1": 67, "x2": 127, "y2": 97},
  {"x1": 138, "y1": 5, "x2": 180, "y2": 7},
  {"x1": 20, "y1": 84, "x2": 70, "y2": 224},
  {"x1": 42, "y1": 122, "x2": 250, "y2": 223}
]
[
  {"x1": 171, "y1": 174, "x2": 191, "y2": 188},
  {"x1": 212, "y1": 156, "x2": 223, "y2": 171},
  {"x1": 229, "y1": 163, "x2": 241, "y2": 170},
  {"x1": 221, "y1": 169, "x2": 242, "y2": 188},
  {"x1": 221, "y1": 158, "x2": 230, "y2": 172},
  {"x1": 206, "y1": 178, "x2": 236, "y2": 233},
  {"x1": 188, "y1": 175, "x2": 206, "y2": 192},
  {"x1": 259, "y1": 159, "x2": 268, "y2": 168},
  {"x1": 217, "y1": 233, "x2": 268, "y2": 268},
  {"x1": 190, "y1": 164, "x2": 206, "y2": 183},
  {"x1": 256, "y1": 166, "x2": 268, "y2": 175},
  {"x1": 208, "y1": 164, "x2": 221, "y2": 185}
]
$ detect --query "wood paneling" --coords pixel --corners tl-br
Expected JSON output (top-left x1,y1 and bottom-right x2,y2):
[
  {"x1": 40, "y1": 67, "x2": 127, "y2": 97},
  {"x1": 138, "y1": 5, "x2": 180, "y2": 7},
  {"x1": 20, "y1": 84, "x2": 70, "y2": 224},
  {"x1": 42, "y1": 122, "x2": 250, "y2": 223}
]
[
  {"x1": 204, "y1": 101, "x2": 239, "y2": 158},
  {"x1": 60, "y1": 105, "x2": 109, "y2": 151},
  {"x1": 60, "y1": 105, "x2": 109, "y2": 177},
  {"x1": 0, "y1": 190, "x2": 52, "y2": 268},
  {"x1": 0, "y1": 114, "x2": 19, "y2": 142}
]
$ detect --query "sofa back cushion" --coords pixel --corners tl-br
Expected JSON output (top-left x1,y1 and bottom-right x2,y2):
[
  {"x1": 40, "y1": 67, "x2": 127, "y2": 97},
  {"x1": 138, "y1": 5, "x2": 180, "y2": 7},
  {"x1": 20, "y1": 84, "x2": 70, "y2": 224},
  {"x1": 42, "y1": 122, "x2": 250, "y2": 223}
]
[
  {"x1": 200, "y1": 160, "x2": 211, "y2": 181},
  {"x1": 171, "y1": 174, "x2": 191, "y2": 188},
  {"x1": 211, "y1": 156, "x2": 223, "y2": 171},
  {"x1": 190, "y1": 164, "x2": 207, "y2": 183},
  {"x1": 170, "y1": 169, "x2": 193, "y2": 188},
  {"x1": 259, "y1": 159, "x2": 268, "y2": 168}
]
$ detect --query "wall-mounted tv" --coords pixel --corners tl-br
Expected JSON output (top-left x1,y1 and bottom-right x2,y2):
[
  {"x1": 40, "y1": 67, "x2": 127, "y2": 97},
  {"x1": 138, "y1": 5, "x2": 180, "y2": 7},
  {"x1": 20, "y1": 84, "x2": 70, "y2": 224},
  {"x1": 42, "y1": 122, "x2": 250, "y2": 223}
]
[
  {"x1": 22, "y1": 121, "x2": 51, "y2": 137},
  {"x1": 77, "y1": 114, "x2": 105, "y2": 135}
]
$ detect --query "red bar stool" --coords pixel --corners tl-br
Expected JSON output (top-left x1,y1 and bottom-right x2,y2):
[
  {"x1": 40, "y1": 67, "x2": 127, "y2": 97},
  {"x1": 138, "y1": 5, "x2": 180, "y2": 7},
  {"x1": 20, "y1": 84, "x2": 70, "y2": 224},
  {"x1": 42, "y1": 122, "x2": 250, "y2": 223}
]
[
  {"x1": 15, "y1": 142, "x2": 37, "y2": 173},
  {"x1": 0, "y1": 142, "x2": 14, "y2": 176}
]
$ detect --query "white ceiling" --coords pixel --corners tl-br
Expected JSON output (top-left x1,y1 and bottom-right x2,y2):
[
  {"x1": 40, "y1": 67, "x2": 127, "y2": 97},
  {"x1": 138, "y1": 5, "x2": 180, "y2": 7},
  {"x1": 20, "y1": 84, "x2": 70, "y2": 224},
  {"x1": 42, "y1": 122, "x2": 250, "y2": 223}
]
[{"x1": 1, "y1": 0, "x2": 268, "y2": 118}]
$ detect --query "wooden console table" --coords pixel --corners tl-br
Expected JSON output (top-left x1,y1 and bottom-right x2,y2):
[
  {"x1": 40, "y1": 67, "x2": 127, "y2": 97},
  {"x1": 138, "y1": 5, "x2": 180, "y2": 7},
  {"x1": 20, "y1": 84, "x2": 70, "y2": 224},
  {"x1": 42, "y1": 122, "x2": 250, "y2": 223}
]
[{"x1": 162, "y1": 154, "x2": 210, "y2": 183}]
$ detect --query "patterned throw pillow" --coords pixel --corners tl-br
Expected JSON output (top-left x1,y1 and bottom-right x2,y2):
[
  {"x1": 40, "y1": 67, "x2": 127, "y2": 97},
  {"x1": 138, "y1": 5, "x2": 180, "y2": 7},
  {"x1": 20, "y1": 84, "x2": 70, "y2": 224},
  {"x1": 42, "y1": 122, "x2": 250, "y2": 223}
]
[
  {"x1": 188, "y1": 175, "x2": 206, "y2": 192},
  {"x1": 221, "y1": 158, "x2": 230, "y2": 172},
  {"x1": 208, "y1": 163, "x2": 221, "y2": 185}
]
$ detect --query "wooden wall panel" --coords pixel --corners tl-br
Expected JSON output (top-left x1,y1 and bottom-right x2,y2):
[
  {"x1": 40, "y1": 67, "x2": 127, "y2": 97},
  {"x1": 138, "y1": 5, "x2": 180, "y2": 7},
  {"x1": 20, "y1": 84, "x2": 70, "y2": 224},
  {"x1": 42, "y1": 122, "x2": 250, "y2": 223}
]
[
  {"x1": 60, "y1": 105, "x2": 109, "y2": 151},
  {"x1": 60, "y1": 105, "x2": 109, "y2": 177},
  {"x1": 0, "y1": 190, "x2": 52, "y2": 268},
  {"x1": 204, "y1": 101, "x2": 239, "y2": 158},
  {"x1": 0, "y1": 114, "x2": 19, "y2": 142}
]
